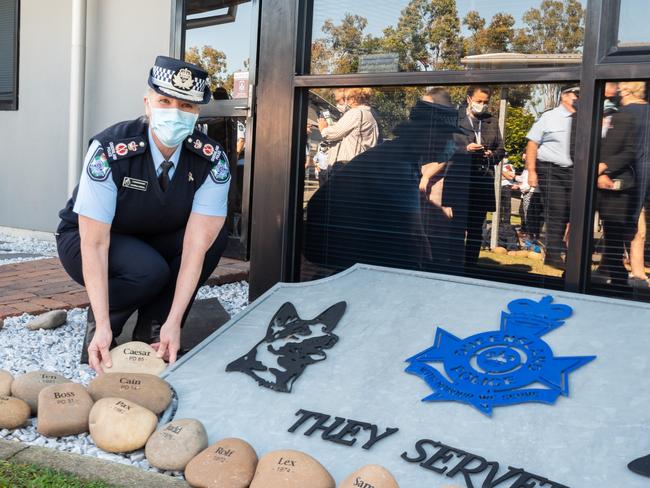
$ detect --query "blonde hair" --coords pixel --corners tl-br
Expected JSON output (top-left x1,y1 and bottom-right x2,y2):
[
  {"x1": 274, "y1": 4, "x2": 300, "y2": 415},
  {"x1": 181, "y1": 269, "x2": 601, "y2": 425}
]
[
  {"x1": 345, "y1": 87, "x2": 373, "y2": 105},
  {"x1": 620, "y1": 81, "x2": 646, "y2": 100}
]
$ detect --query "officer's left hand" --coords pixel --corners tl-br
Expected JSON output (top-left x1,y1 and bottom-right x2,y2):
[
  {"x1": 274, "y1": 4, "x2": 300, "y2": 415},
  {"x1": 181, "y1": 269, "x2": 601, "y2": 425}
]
[{"x1": 154, "y1": 322, "x2": 181, "y2": 364}]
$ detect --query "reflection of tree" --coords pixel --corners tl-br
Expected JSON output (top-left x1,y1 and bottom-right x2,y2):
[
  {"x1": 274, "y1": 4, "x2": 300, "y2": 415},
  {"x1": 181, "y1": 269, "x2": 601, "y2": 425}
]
[
  {"x1": 505, "y1": 106, "x2": 536, "y2": 169},
  {"x1": 185, "y1": 45, "x2": 229, "y2": 92}
]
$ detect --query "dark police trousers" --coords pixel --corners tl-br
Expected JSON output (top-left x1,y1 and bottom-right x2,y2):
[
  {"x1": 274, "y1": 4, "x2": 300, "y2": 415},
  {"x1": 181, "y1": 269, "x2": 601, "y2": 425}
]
[
  {"x1": 56, "y1": 225, "x2": 228, "y2": 337},
  {"x1": 536, "y1": 161, "x2": 573, "y2": 261}
]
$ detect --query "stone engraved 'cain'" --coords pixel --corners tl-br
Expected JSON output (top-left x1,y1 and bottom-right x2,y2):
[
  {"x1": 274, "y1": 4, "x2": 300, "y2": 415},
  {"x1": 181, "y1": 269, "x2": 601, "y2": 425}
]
[
  {"x1": 123, "y1": 349, "x2": 151, "y2": 356},
  {"x1": 288, "y1": 409, "x2": 399, "y2": 450},
  {"x1": 119, "y1": 378, "x2": 142, "y2": 385},
  {"x1": 53, "y1": 392, "x2": 75, "y2": 399}
]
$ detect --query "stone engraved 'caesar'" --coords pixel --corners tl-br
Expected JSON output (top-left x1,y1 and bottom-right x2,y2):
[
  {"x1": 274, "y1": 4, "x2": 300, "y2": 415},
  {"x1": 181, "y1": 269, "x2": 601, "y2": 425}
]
[
  {"x1": 288, "y1": 409, "x2": 399, "y2": 450},
  {"x1": 226, "y1": 302, "x2": 347, "y2": 392},
  {"x1": 405, "y1": 296, "x2": 596, "y2": 416},
  {"x1": 401, "y1": 439, "x2": 568, "y2": 488}
]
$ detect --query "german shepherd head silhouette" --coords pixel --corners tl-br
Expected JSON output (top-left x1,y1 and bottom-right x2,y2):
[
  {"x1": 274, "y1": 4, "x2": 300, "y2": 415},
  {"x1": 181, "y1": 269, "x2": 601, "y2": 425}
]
[{"x1": 226, "y1": 301, "x2": 347, "y2": 393}]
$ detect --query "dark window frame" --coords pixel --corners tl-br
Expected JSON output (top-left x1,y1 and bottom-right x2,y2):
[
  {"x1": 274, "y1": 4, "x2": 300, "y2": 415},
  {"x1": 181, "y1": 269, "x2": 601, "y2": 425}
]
[{"x1": 0, "y1": 0, "x2": 20, "y2": 111}]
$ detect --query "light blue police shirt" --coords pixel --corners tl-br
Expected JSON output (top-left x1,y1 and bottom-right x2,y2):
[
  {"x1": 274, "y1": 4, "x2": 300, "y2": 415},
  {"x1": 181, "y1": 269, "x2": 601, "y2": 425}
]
[
  {"x1": 73, "y1": 128, "x2": 229, "y2": 223},
  {"x1": 526, "y1": 104, "x2": 574, "y2": 168}
]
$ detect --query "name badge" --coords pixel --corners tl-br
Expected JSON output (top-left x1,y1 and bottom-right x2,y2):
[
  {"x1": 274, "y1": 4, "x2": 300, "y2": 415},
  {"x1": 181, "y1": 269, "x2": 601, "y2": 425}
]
[{"x1": 122, "y1": 177, "x2": 148, "y2": 192}]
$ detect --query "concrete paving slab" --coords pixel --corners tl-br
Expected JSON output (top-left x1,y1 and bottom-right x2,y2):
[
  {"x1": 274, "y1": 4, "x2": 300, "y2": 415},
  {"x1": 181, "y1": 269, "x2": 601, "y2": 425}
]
[
  {"x1": 161, "y1": 263, "x2": 650, "y2": 487},
  {"x1": 0, "y1": 439, "x2": 28, "y2": 460}
]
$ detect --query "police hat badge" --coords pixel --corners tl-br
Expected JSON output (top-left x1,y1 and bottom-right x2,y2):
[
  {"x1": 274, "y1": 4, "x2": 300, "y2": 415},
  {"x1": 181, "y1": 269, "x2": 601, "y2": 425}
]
[{"x1": 148, "y1": 55, "x2": 212, "y2": 104}]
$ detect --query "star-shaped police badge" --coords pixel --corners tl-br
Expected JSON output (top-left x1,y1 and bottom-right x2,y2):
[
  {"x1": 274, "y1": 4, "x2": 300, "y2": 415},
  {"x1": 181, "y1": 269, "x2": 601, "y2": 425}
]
[{"x1": 405, "y1": 296, "x2": 595, "y2": 416}]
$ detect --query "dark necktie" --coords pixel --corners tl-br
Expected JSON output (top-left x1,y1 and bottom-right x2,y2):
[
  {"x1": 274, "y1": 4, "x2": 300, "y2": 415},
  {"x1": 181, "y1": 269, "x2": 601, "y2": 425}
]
[{"x1": 159, "y1": 161, "x2": 173, "y2": 192}]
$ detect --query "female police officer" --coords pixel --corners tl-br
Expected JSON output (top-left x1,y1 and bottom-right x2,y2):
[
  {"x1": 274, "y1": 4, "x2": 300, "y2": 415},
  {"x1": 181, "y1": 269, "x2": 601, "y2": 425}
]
[{"x1": 56, "y1": 56, "x2": 230, "y2": 373}]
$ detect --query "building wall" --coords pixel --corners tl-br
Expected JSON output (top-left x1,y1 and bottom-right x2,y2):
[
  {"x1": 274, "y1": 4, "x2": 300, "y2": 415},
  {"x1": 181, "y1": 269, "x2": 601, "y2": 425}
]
[{"x1": 0, "y1": 0, "x2": 172, "y2": 233}]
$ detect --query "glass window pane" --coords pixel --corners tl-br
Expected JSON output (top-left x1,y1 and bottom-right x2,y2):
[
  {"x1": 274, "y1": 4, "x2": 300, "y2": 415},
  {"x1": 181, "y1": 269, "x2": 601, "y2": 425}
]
[
  {"x1": 302, "y1": 83, "x2": 580, "y2": 287},
  {"x1": 590, "y1": 81, "x2": 650, "y2": 300},
  {"x1": 616, "y1": 0, "x2": 650, "y2": 49},
  {"x1": 310, "y1": 0, "x2": 586, "y2": 74}
]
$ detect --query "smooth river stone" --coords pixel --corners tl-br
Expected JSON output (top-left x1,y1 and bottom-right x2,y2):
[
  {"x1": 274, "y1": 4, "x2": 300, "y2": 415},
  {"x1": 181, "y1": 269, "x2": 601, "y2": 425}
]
[
  {"x1": 89, "y1": 397, "x2": 157, "y2": 453},
  {"x1": 250, "y1": 449, "x2": 334, "y2": 488},
  {"x1": 0, "y1": 396, "x2": 30, "y2": 429},
  {"x1": 102, "y1": 341, "x2": 167, "y2": 375},
  {"x1": 185, "y1": 437, "x2": 258, "y2": 488},
  {"x1": 339, "y1": 465, "x2": 400, "y2": 488},
  {"x1": 0, "y1": 369, "x2": 13, "y2": 396},
  {"x1": 37, "y1": 383, "x2": 94, "y2": 437},
  {"x1": 11, "y1": 371, "x2": 70, "y2": 414},
  {"x1": 88, "y1": 373, "x2": 172, "y2": 414},
  {"x1": 26, "y1": 310, "x2": 67, "y2": 330},
  {"x1": 145, "y1": 418, "x2": 208, "y2": 471}
]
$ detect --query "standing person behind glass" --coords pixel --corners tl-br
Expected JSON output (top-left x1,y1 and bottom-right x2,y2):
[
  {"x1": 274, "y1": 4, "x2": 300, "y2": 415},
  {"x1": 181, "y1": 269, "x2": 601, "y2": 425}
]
[
  {"x1": 318, "y1": 88, "x2": 379, "y2": 169},
  {"x1": 525, "y1": 85, "x2": 580, "y2": 270},
  {"x1": 618, "y1": 82, "x2": 650, "y2": 287},
  {"x1": 458, "y1": 86, "x2": 505, "y2": 266}
]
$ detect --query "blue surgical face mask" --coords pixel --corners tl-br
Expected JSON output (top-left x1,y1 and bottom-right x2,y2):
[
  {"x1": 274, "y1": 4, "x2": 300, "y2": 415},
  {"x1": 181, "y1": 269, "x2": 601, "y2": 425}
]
[{"x1": 149, "y1": 103, "x2": 199, "y2": 148}]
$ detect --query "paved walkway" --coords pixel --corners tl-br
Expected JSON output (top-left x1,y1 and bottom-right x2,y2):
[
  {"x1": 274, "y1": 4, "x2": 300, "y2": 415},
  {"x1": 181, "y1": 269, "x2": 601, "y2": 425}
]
[{"x1": 0, "y1": 257, "x2": 248, "y2": 321}]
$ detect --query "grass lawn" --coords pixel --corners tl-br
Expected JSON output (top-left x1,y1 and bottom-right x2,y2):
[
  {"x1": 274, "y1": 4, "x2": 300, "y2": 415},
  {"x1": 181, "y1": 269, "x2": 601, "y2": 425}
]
[{"x1": 0, "y1": 461, "x2": 113, "y2": 488}]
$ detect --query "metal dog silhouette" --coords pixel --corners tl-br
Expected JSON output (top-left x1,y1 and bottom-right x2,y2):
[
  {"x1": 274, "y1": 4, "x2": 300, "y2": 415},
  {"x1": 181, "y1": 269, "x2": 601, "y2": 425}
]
[{"x1": 226, "y1": 301, "x2": 347, "y2": 392}]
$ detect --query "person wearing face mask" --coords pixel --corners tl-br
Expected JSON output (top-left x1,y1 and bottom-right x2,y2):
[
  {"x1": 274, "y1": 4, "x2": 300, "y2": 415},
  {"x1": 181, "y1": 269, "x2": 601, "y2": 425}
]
[
  {"x1": 458, "y1": 85, "x2": 505, "y2": 267},
  {"x1": 55, "y1": 56, "x2": 230, "y2": 372}
]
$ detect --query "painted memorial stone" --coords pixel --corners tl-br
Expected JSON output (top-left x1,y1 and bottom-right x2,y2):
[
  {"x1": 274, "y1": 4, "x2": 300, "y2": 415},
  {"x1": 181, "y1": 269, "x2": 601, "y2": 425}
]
[
  {"x1": 249, "y1": 449, "x2": 335, "y2": 488},
  {"x1": 88, "y1": 373, "x2": 172, "y2": 414},
  {"x1": 37, "y1": 383, "x2": 94, "y2": 437},
  {"x1": 0, "y1": 396, "x2": 31, "y2": 429},
  {"x1": 405, "y1": 296, "x2": 596, "y2": 416},
  {"x1": 26, "y1": 310, "x2": 67, "y2": 331},
  {"x1": 338, "y1": 465, "x2": 400, "y2": 488},
  {"x1": 145, "y1": 418, "x2": 208, "y2": 471},
  {"x1": 11, "y1": 371, "x2": 70, "y2": 414},
  {"x1": 226, "y1": 301, "x2": 347, "y2": 393},
  {"x1": 185, "y1": 437, "x2": 258, "y2": 488},
  {"x1": 88, "y1": 398, "x2": 157, "y2": 453},
  {"x1": 102, "y1": 341, "x2": 167, "y2": 375},
  {"x1": 0, "y1": 369, "x2": 13, "y2": 396}
]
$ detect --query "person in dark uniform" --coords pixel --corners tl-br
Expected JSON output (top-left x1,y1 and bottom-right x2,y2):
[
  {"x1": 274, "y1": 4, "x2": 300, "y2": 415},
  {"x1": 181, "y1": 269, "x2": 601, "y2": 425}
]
[
  {"x1": 458, "y1": 86, "x2": 505, "y2": 266},
  {"x1": 56, "y1": 56, "x2": 230, "y2": 372}
]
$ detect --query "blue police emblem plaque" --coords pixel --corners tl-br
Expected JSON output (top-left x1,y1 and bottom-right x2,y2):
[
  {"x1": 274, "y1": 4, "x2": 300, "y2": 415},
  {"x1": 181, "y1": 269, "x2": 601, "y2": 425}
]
[{"x1": 405, "y1": 296, "x2": 596, "y2": 416}]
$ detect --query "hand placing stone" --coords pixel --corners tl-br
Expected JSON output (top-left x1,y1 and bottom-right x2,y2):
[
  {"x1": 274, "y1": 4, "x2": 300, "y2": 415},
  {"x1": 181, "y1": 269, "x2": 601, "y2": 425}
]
[
  {"x1": 185, "y1": 437, "x2": 258, "y2": 488},
  {"x1": 88, "y1": 373, "x2": 172, "y2": 414},
  {"x1": 0, "y1": 396, "x2": 31, "y2": 429},
  {"x1": 145, "y1": 419, "x2": 208, "y2": 471},
  {"x1": 26, "y1": 310, "x2": 67, "y2": 331},
  {"x1": 249, "y1": 449, "x2": 335, "y2": 488},
  {"x1": 0, "y1": 369, "x2": 13, "y2": 396},
  {"x1": 11, "y1": 370, "x2": 70, "y2": 414},
  {"x1": 37, "y1": 383, "x2": 94, "y2": 437},
  {"x1": 338, "y1": 465, "x2": 400, "y2": 488},
  {"x1": 89, "y1": 397, "x2": 157, "y2": 453},
  {"x1": 102, "y1": 342, "x2": 167, "y2": 375}
]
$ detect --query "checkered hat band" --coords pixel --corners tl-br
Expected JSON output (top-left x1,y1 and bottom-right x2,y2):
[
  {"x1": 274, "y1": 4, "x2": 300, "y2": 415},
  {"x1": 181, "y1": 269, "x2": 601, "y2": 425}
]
[{"x1": 151, "y1": 66, "x2": 207, "y2": 100}]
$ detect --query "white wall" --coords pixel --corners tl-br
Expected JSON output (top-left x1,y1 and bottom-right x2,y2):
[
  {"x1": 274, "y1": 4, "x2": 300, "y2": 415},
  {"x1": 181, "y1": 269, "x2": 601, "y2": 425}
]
[{"x1": 0, "y1": 0, "x2": 172, "y2": 233}]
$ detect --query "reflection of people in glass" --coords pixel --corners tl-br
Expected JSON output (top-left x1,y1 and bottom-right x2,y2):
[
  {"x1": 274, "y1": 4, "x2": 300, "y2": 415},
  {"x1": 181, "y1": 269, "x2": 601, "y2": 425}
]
[
  {"x1": 458, "y1": 86, "x2": 505, "y2": 266},
  {"x1": 525, "y1": 85, "x2": 580, "y2": 270},
  {"x1": 618, "y1": 82, "x2": 650, "y2": 287},
  {"x1": 304, "y1": 92, "x2": 458, "y2": 274},
  {"x1": 318, "y1": 88, "x2": 379, "y2": 167},
  {"x1": 593, "y1": 100, "x2": 639, "y2": 286}
]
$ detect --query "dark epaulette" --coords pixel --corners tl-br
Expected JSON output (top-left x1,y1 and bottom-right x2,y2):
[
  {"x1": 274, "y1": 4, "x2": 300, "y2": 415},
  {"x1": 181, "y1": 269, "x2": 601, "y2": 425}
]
[
  {"x1": 103, "y1": 136, "x2": 148, "y2": 162},
  {"x1": 183, "y1": 131, "x2": 225, "y2": 163}
]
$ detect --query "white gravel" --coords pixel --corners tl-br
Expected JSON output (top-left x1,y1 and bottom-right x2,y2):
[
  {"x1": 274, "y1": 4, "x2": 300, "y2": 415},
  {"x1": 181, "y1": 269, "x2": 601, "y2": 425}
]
[
  {"x1": 0, "y1": 281, "x2": 249, "y2": 476},
  {"x1": 0, "y1": 232, "x2": 57, "y2": 256}
]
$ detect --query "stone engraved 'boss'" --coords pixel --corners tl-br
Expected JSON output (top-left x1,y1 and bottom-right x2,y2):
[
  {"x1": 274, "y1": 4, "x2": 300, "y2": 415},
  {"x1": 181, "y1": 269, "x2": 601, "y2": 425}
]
[{"x1": 53, "y1": 392, "x2": 75, "y2": 399}]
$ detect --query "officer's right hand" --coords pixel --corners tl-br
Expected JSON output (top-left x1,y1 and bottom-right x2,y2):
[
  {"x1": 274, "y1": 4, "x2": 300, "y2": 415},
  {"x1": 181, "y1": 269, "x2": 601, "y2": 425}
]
[
  {"x1": 88, "y1": 327, "x2": 113, "y2": 374},
  {"x1": 527, "y1": 170, "x2": 538, "y2": 188}
]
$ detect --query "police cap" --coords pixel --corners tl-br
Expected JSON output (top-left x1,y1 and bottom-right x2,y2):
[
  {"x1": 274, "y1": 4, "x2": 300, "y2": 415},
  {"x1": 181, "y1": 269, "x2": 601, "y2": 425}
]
[{"x1": 148, "y1": 55, "x2": 212, "y2": 105}]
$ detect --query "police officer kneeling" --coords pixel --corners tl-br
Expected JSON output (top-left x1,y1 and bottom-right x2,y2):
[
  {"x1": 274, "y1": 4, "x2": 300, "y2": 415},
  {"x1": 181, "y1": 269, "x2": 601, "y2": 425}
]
[{"x1": 56, "y1": 56, "x2": 231, "y2": 373}]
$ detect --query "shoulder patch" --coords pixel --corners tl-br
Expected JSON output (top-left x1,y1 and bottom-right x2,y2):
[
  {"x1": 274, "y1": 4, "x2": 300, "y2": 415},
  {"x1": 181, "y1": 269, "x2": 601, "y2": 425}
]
[
  {"x1": 87, "y1": 145, "x2": 112, "y2": 181},
  {"x1": 209, "y1": 151, "x2": 231, "y2": 184},
  {"x1": 105, "y1": 136, "x2": 147, "y2": 161}
]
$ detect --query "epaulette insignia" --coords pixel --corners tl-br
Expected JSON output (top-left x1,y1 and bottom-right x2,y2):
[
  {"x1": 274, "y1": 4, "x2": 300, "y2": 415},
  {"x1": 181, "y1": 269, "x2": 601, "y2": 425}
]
[
  {"x1": 185, "y1": 134, "x2": 230, "y2": 184},
  {"x1": 105, "y1": 137, "x2": 147, "y2": 161}
]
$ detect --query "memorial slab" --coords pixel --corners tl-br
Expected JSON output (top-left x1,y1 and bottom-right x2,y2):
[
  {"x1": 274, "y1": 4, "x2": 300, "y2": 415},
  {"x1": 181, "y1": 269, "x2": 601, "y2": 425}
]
[
  {"x1": 0, "y1": 396, "x2": 31, "y2": 429},
  {"x1": 37, "y1": 383, "x2": 94, "y2": 437},
  {"x1": 88, "y1": 373, "x2": 172, "y2": 414},
  {"x1": 11, "y1": 371, "x2": 70, "y2": 414},
  {"x1": 103, "y1": 342, "x2": 167, "y2": 375},
  {"x1": 162, "y1": 264, "x2": 650, "y2": 487},
  {"x1": 145, "y1": 418, "x2": 208, "y2": 471},
  {"x1": 184, "y1": 437, "x2": 257, "y2": 488},
  {"x1": 0, "y1": 370, "x2": 13, "y2": 396},
  {"x1": 89, "y1": 398, "x2": 157, "y2": 453}
]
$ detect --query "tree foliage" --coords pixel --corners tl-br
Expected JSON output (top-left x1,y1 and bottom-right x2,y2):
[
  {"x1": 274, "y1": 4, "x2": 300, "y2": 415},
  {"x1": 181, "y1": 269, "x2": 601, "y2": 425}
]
[
  {"x1": 504, "y1": 105, "x2": 536, "y2": 169},
  {"x1": 185, "y1": 45, "x2": 229, "y2": 92}
]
